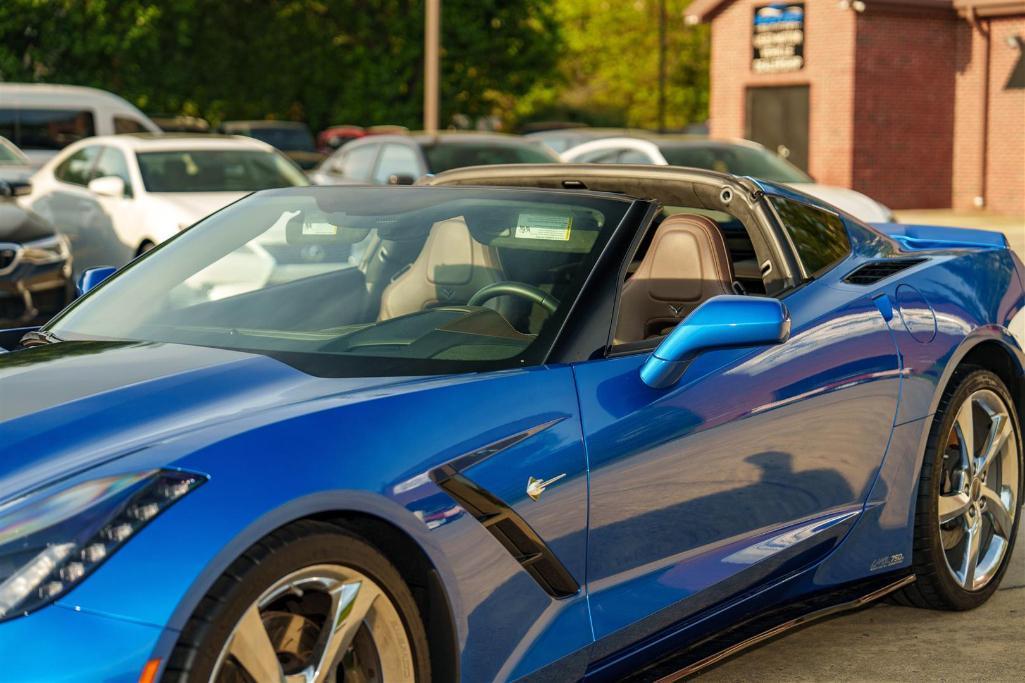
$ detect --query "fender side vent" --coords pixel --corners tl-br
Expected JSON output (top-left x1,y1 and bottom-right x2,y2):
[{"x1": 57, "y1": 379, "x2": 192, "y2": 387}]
[
  {"x1": 432, "y1": 472, "x2": 580, "y2": 598},
  {"x1": 843, "y1": 258, "x2": 926, "y2": 285}
]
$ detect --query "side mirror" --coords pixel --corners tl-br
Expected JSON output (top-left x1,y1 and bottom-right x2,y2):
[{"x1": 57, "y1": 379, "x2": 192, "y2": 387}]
[
  {"x1": 0, "y1": 179, "x2": 31, "y2": 198},
  {"x1": 87, "y1": 175, "x2": 125, "y2": 198},
  {"x1": 387, "y1": 173, "x2": 416, "y2": 186},
  {"x1": 640, "y1": 295, "x2": 791, "y2": 389},
  {"x1": 76, "y1": 266, "x2": 117, "y2": 296}
]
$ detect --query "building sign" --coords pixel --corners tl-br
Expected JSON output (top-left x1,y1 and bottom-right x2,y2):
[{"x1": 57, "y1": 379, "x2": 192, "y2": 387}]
[{"x1": 752, "y1": 3, "x2": 805, "y2": 74}]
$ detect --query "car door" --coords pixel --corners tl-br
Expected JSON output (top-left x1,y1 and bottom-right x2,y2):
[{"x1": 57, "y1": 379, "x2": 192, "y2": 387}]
[
  {"x1": 575, "y1": 197, "x2": 903, "y2": 660},
  {"x1": 85, "y1": 145, "x2": 145, "y2": 265}
]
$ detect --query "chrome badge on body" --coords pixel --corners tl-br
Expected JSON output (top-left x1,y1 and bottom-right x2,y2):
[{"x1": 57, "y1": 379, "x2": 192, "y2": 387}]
[{"x1": 526, "y1": 474, "x2": 566, "y2": 501}]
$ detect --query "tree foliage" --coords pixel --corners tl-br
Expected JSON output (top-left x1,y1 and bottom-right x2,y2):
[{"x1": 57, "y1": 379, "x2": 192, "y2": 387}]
[{"x1": 0, "y1": 0, "x2": 562, "y2": 130}]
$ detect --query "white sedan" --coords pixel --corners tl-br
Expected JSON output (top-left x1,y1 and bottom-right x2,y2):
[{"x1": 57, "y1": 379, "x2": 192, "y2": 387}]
[
  {"x1": 562, "y1": 136, "x2": 896, "y2": 223},
  {"x1": 24, "y1": 134, "x2": 309, "y2": 274}
]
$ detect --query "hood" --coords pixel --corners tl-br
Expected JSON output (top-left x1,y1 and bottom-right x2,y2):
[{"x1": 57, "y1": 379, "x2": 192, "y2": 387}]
[
  {"x1": 0, "y1": 341, "x2": 404, "y2": 502},
  {"x1": 0, "y1": 201, "x2": 56, "y2": 242},
  {"x1": 786, "y1": 183, "x2": 893, "y2": 223},
  {"x1": 148, "y1": 192, "x2": 249, "y2": 226}
]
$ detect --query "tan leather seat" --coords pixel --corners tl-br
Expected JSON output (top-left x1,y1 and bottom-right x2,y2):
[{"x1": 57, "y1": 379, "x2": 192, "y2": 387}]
[
  {"x1": 378, "y1": 216, "x2": 503, "y2": 320},
  {"x1": 614, "y1": 213, "x2": 735, "y2": 344}
]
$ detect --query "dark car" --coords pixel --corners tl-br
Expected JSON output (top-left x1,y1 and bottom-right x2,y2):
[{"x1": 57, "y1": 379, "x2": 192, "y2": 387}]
[
  {"x1": 219, "y1": 120, "x2": 326, "y2": 170},
  {"x1": 0, "y1": 180, "x2": 73, "y2": 327},
  {"x1": 309, "y1": 131, "x2": 559, "y2": 185}
]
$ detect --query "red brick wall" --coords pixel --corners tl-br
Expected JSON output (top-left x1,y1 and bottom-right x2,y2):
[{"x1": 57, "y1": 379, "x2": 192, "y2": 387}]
[
  {"x1": 852, "y1": 9, "x2": 957, "y2": 209},
  {"x1": 707, "y1": 1, "x2": 858, "y2": 188},
  {"x1": 952, "y1": 16, "x2": 1025, "y2": 215}
]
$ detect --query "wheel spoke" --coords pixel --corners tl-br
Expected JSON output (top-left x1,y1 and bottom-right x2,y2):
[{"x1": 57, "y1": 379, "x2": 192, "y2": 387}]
[
  {"x1": 981, "y1": 485, "x2": 1014, "y2": 538},
  {"x1": 938, "y1": 490, "x2": 971, "y2": 524},
  {"x1": 955, "y1": 401, "x2": 975, "y2": 470},
  {"x1": 227, "y1": 604, "x2": 284, "y2": 682},
  {"x1": 312, "y1": 580, "x2": 381, "y2": 682},
  {"x1": 959, "y1": 518, "x2": 983, "y2": 589},
  {"x1": 978, "y1": 415, "x2": 1011, "y2": 476}
]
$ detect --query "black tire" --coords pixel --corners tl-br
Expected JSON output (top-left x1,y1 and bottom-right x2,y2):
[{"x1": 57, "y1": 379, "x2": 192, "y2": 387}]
[
  {"x1": 896, "y1": 368, "x2": 1023, "y2": 610},
  {"x1": 164, "y1": 519, "x2": 431, "y2": 682}
]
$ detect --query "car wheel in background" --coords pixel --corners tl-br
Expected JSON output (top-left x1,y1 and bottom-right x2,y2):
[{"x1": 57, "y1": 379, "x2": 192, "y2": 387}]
[
  {"x1": 896, "y1": 368, "x2": 1022, "y2": 610},
  {"x1": 164, "y1": 520, "x2": 431, "y2": 682}
]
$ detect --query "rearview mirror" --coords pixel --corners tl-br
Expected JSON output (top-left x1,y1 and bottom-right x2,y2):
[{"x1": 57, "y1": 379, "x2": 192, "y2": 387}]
[
  {"x1": 640, "y1": 295, "x2": 791, "y2": 389},
  {"x1": 87, "y1": 176, "x2": 125, "y2": 198},
  {"x1": 77, "y1": 266, "x2": 117, "y2": 296}
]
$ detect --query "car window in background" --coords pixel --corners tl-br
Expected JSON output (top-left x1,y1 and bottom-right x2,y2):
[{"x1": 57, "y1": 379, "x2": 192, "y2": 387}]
[
  {"x1": 243, "y1": 126, "x2": 316, "y2": 152},
  {"x1": 137, "y1": 150, "x2": 309, "y2": 192},
  {"x1": 421, "y1": 142, "x2": 556, "y2": 173},
  {"x1": 0, "y1": 137, "x2": 28, "y2": 164},
  {"x1": 618, "y1": 149, "x2": 652, "y2": 163},
  {"x1": 373, "y1": 144, "x2": 420, "y2": 183},
  {"x1": 93, "y1": 146, "x2": 134, "y2": 197},
  {"x1": 660, "y1": 143, "x2": 812, "y2": 183},
  {"x1": 0, "y1": 109, "x2": 96, "y2": 151},
  {"x1": 114, "y1": 117, "x2": 149, "y2": 134},
  {"x1": 770, "y1": 196, "x2": 851, "y2": 277},
  {"x1": 54, "y1": 145, "x2": 102, "y2": 185},
  {"x1": 340, "y1": 144, "x2": 378, "y2": 180},
  {"x1": 576, "y1": 148, "x2": 622, "y2": 163}
]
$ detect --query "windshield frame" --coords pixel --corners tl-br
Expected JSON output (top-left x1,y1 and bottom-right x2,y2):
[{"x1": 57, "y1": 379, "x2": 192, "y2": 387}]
[{"x1": 45, "y1": 185, "x2": 643, "y2": 377}]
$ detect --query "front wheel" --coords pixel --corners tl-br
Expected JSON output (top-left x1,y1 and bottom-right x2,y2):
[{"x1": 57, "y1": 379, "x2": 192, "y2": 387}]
[
  {"x1": 897, "y1": 368, "x2": 1022, "y2": 610},
  {"x1": 164, "y1": 520, "x2": 431, "y2": 682}
]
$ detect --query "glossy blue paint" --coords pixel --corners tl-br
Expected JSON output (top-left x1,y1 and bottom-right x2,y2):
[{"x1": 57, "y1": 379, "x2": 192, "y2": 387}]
[
  {"x1": 75, "y1": 265, "x2": 117, "y2": 296},
  {"x1": 640, "y1": 295, "x2": 791, "y2": 388},
  {"x1": 1, "y1": 183, "x2": 1023, "y2": 682}
]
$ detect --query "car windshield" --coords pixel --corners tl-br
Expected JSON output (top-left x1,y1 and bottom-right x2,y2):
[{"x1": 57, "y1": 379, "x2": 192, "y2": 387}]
[
  {"x1": 137, "y1": 149, "x2": 309, "y2": 192},
  {"x1": 241, "y1": 126, "x2": 316, "y2": 151},
  {"x1": 659, "y1": 143, "x2": 812, "y2": 183},
  {"x1": 421, "y1": 141, "x2": 557, "y2": 173},
  {"x1": 46, "y1": 187, "x2": 632, "y2": 376}
]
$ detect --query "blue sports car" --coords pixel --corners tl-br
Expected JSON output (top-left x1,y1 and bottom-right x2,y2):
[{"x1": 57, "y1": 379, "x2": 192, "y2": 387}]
[{"x1": 0, "y1": 164, "x2": 1022, "y2": 682}]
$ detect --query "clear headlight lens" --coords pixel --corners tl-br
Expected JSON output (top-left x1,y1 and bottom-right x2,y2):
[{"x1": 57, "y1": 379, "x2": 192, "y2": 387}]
[
  {"x1": 0, "y1": 470, "x2": 205, "y2": 621},
  {"x1": 20, "y1": 234, "x2": 70, "y2": 265}
]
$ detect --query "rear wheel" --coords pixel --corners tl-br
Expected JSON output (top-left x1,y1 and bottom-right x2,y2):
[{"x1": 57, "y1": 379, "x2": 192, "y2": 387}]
[
  {"x1": 897, "y1": 368, "x2": 1022, "y2": 610},
  {"x1": 165, "y1": 520, "x2": 430, "y2": 682}
]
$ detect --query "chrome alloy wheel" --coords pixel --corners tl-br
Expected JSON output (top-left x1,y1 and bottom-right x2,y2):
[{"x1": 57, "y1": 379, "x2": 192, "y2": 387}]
[
  {"x1": 210, "y1": 564, "x2": 415, "y2": 683},
  {"x1": 938, "y1": 389, "x2": 1020, "y2": 591}
]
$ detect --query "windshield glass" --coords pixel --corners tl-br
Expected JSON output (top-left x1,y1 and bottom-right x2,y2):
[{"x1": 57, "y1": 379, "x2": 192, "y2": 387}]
[
  {"x1": 47, "y1": 187, "x2": 632, "y2": 376},
  {"x1": 137, "y1": 149, "x2": 309, "y2": 192},
  {"x1": 243, "y1": 127, "x2": 316, "y2": 151},
  {"x1": 422, "y1": 141, "x2": 557, "y2": 173},
  {"x1": 660, "y1": 143, "x2": 812, "y2": 183}
]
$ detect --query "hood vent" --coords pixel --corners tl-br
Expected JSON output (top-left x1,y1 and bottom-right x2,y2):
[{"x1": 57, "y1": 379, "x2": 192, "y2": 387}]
[{"x1": 843, "y1": 258, "x2": 926, "y2": 285}]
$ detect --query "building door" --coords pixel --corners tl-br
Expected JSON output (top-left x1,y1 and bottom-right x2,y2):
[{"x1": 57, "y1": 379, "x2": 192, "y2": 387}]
[{"x1": 746, "y1": 85, "x2": 809, "y2": 172}]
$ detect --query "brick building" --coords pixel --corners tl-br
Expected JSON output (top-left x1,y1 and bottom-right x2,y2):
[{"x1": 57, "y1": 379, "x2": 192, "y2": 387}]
[{"x1": 686, "y1": 0, "x2": 1025, "y2": 214}]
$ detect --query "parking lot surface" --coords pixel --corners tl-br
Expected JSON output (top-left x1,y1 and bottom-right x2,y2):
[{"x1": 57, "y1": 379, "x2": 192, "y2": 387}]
[{"x1": 697, "y1": 209, "x2": 1025, "y2": 681}]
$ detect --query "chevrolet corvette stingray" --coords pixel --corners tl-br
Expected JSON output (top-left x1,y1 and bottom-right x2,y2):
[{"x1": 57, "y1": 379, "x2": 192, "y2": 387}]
[{"x1": 0, "y1": 165, "x2": 1022, "y2": 682}]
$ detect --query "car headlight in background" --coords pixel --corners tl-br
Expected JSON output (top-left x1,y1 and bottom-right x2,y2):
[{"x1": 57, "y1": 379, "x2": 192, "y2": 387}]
[
  {"x1": 0, "y1": 469, "x2": 205, "y2": 621},
  {"x1": 20, "y1": 234, "x2": 70, "y2": 266}
]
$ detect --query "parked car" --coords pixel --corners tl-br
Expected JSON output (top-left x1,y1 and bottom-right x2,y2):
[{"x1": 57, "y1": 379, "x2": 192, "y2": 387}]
[
  {"x1": 0, "y1": 83, "x2": 160, "y2": 167},
  {"x1": 0, "y1": 164, "x2": 1021, "y2": 680},
  {"x1": 562, "y1": 135, "x2": 896, "y2": 223},
  {"x1": 150, "y1": 114, "x2": 211, "y2": 134},
  {"x1": 316, "y1": 124, "x2": 366, "y2": 153},
  {"x1": 24, "y1": 133, "x2": 308, "y2": 274},
  {"x1": 0, "y1": 135, "x2": 34, "y2": 186},
  {"x1": 309, "y1": 132, "x2": 559, "y2": 185},
  {"x1": 525, "y1": 126, "x2": 649, "y2": 154},
  {"x1": 219, "y1": 120, "x2": 325, "y2": 170},
  {"x1": 0, "y1": 180, "x2": 72, "y2": 327}
]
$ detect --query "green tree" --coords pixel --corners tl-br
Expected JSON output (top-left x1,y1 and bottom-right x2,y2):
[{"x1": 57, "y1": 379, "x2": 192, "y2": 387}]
[
  {"x1": 0, "y1": 0, "x2": 561, "y2": 131},
  {"x1": 516, "y1": 0, "x2": 709, "y2": 130}
]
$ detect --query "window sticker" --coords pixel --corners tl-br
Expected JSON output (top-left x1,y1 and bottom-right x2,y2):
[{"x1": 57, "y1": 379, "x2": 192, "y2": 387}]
[
  {"x1": 302, "y1": 218, "x2": 338, "y2": 236},
  {"x1": 515, "y1": 213, "x2": 573, "y2": 241}
]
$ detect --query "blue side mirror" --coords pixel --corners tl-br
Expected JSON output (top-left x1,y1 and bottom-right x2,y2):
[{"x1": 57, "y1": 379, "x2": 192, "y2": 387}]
[
  {"x1": 76, "y1": 266, "x2": 117, "y2": 297},
  {"x1": 640, "y1": 295, "x2": 791, "y2": 389}
]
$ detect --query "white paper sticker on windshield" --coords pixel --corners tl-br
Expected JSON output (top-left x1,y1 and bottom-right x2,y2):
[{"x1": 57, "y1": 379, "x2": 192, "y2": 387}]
[
  {"x1": 303, "y1": 221, "x2": 338, "y2": 236},
  {"x1": 515, "y1": 213, "x2": 572, "y2": 241}
]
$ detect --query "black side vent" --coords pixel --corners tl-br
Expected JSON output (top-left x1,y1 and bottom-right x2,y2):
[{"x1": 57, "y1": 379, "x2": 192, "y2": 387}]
[
  {"x1": 432, "y1": 471, "x2": 580, "y2": 599},
  {"x1": 843, "y1": 258, "x2": 926, "y2": 285}
]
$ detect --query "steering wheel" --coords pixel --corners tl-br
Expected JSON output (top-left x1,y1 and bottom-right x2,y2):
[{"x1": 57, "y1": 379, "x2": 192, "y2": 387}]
[{"x1": 467, "y1": 281, "x2": 560, "y2": 314}]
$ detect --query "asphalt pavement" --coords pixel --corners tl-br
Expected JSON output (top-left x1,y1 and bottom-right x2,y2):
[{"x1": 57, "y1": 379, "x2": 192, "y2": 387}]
[{"x1": 695, "y1": 210, "x2": 1025, "y2": 681}]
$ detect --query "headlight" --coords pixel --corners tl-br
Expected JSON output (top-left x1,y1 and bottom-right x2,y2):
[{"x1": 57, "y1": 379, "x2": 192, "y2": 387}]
[
  {"x1": 0, "y1": 470, "x2": 204, "y2": 621},
  {"x1": 20, "y1": 234, "x2": 70, "y2": 266}
]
